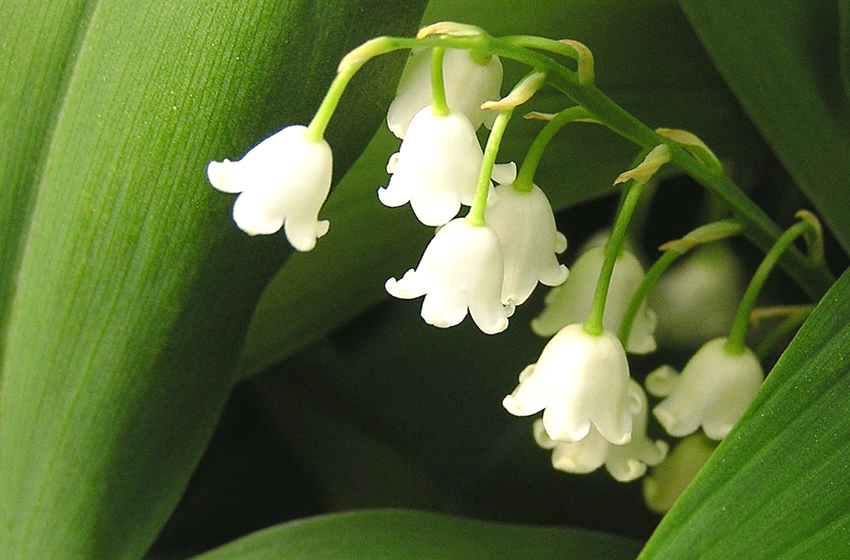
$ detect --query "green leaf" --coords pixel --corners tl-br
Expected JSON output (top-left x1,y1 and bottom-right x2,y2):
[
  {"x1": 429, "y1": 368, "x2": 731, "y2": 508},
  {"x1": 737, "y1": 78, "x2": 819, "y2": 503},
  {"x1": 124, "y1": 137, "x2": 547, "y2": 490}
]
[
  {"x1": 842, "y1": 0, "x2": 850, "y2": 99},
  {"x1": 0, "y1": 0, "x2": 93, "y2": 357},
  {"x1": 0, "y1": 1, "x2": 425, "y2": 559},
  {"x1": 678, "y1": 0, "x2": 850, "y2": 251},
  {"x1": 638, "y1": 267, "x2": 850, "y2": 559},
  {"x1": 240, "y1": 0, "x2": 770, "y2": 376},
  {"x1": 190, "y1": 510, "x2": 643, "y2": 560}
]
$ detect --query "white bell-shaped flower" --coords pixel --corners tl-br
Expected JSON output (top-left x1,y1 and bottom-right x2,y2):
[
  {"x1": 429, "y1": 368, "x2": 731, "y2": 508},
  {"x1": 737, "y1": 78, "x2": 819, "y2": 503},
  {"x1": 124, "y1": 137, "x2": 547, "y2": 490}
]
[
  {"x1": 534, "y1": 380, "x2": 668, "y2": 482},
  {"x1": 484, "y1": 183, "x2": 569, "y2": 306},
  {"x1": 503, "y1": 323, "x2": 641, "y2": 444},
  {"x1": 378, "y1": 107, "x2": 483, "y2": 227},
  {"x1": 531, "y1": 246, "x2": 657, "y2": 354},
  {"x1": 207, "y1": 125, "x2": 331, "y2": 252},
  {"x1": 647, "y1": 337, "x2": 764, "y2": 440},
  {"x1": 387, "y1": 48, "x2": 503, "y2": 139},
  {"x1": 385, "y1": 218, "x2": 513, "y2": 334}
]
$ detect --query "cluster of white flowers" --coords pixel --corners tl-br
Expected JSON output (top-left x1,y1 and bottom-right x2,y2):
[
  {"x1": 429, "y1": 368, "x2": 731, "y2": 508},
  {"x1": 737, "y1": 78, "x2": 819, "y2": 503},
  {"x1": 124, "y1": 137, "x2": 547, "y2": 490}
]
[
  {"x1": 205, "y1": 36, "x2": 768, "y2": 508},
  {"x1": 503, "y1": 245, "x2": 669, "y2": 481},
  {"x1": 500, "y1": 228, "x2": 765, "y2": 492},
  {"x1": 380, "y1": 48, "x2": 568, "y2": 334}
]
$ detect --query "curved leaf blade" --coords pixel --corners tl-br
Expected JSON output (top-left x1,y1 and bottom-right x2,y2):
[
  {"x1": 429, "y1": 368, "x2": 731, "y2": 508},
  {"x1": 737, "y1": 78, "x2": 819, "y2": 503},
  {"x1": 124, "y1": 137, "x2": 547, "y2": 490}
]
[
  {"x1": 0, "y1": 0, "x2": 93, "y2": 358},
  {"x1": 678, "y1": 0, "x2": 850, "y2": 251},
  {"x1": 639, "y1": 268, "x2": 850, "y2": 559},
  {"x1": 0, "y1": 1, "x2": 425, "y2": 559},
  {"x1": 191, "y1": 510, "x2": 643, "y2": 560}
]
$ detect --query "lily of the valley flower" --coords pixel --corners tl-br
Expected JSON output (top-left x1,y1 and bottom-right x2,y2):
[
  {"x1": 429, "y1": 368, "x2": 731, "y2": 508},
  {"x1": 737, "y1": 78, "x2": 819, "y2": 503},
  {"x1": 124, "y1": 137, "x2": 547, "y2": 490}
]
[
  {"x1": 387, "y1": 47, "x2": 503, "y2": 139},
  {"x1": 207, "y1": 125, "x2": 332, "y2": 252},
  {"x1": 485, "y1": 183, "x2": 569, "y2": 306},
  {"x1": 647, "y1": 337, "x2": 764, "y2": 440},
  {"x1": 378, "y1": 107, "x2": 483, "y2": 227},
  {"x1": 503, "y1": 323, "x2": 641, "y2": 444},
  {"x1": 531, "y1": 246, "x2": 657, "y2": 354},
  {"x1": 534, "y1": 380, "x2": 668, "y2": 482},
  {"x1": 385, "y1": 218, "x2": 513, "y2": 334}
]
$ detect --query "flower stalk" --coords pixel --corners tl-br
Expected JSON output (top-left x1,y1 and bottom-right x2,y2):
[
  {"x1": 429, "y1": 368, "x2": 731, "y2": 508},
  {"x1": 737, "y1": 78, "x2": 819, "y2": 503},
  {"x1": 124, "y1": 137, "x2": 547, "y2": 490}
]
[
  {"x1": 513, "y1": 106, "x2": 593, "y2": 193},
  {"x1": 354, "y1": 32, "x2": 833, "y2": 300},
  {"x1": 429, "y1": 47, "x2": 450, "y2": 117},
  {"x1": 725, "y1": 214, "x2": 823, "y2": 355},
  {"x1": 584, "y1": 146, "x2": 670, "y2": 337},
  {"x1": 467, "y1": 109, "x2": 512, "y2": 226},
  {"x1": 619, "y1": 220, "x2": 743, "y2": 348}
]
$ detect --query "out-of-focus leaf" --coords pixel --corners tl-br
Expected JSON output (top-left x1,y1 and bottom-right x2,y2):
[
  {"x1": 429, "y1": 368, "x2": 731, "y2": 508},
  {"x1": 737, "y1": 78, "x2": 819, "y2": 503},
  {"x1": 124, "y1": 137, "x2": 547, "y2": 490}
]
[
  {"x1": 191, "y1": 510, "x2": 643, "y2": 560},
  {"x1": 240, "y1": 0, "x2": 770, "y2": 376},
  {"x1": 678, "y1": 0, "x2": 850, "y2": 251},
  {"x1": 842, "y1": 0, "x2": 850, "y2": 98},
  {"x1": 0, "y1": 1, "x2": 426, "y2": 559},
  {"x1": 638, "y1": 268, "x2": 850, "y2": 559}
]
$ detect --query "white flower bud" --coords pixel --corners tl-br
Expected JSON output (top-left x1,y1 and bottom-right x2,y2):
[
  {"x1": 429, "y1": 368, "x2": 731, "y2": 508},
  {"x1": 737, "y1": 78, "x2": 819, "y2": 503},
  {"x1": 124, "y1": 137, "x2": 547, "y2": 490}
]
[
  {"x1": 387, "y1": 48, "x2": 503, "y2": 139},
  {"x1": 207, "y1": 125, "x2": 331, "y2": 252},
  {"x1": 385, "y1": 218, "x2": 513, "y2": 334},
  {"x1": 503, "y1": 323, "x2": 640, "y2": 445},
  {"x1": 378, "y1": 108, "x2": 483, "y2": 227},
  {"x1": 650, "y1": 244, "x2": 746, "y2": 348},
  {"x1": 534, "y1": 380, "x2": 668, "y2": 482},
  {"x1": 648, "y1": 337, "x2": 764, "y2": 440},
  {"x1": 485, "y1": 184, "x2": 569, "y2": 306}
]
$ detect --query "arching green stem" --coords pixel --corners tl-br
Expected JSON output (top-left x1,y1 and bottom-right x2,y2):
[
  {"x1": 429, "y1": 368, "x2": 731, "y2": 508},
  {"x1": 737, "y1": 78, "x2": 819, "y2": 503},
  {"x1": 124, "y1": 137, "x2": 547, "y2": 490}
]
[
  {"x1": 584, "y1": 178, "x2": 646, "y2": 337},
  {"x1": 430, "y1": 47, "x2": 450, "y2": 117},
  {"x1": 305, "y1": 62, "x2": 361, "y2": 141},
  {"x1": 725, "y1": 221, "x2": 818, "y2": 355},
  {"x1": 467, "y1": 110, "x2": 513, "y2": 227},
  {"x1": 332, "y1": 32, "x2": 835, "y2": 299},
  {"x1": 619, "y1": 250, "x2": 678, "y2": 348},
  {"x1": 513, "y1": 106, "x2": 593, "y2": 193},
  {"x1": 620, "y1": 220, "x2": 743, "y2": 347}
]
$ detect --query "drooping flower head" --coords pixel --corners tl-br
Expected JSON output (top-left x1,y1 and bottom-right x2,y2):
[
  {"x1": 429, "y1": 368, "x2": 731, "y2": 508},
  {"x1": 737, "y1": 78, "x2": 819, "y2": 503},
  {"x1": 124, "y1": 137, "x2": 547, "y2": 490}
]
[
  {"x1": 484, "y1": 183, "x2": 569, "y2": 306},
  {"x1": 503, "y1": 323, "x2": 641, "y2": 444},
  {"x1": 531, "y1": 245, "x2": 657, "y2": 354},
  {"x1": 385, "y1": 218, "x2": 514, "y2": 334},
  {"x1": 533, "y1": 380, "x2": 668, "y2": 482},
  {"x1": 647, "y1": 337, "x2": 764, "y2": 440},
  {"x1": 387, "y1": 47, "x2": 503, "y2": 139},
  {"x1": 207, "y1": 125, "x2": 332, "y2": 252},
  {"x1": 378, "y1": 107, "x2": 483, "y2": 227}
]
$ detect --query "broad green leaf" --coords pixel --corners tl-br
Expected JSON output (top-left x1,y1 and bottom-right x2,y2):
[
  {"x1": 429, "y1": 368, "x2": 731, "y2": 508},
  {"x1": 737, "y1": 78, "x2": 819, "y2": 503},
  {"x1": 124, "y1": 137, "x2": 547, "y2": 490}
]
[
  {"x1": 191, "y1": 509, "x2": 643, "y2": 560},
  {"x1": 0, "y1": 2, "x2": 425, "y2": 559},
  {"x1": 638, "y1": 268, "x2": 850, "y2": 559},
  {"x1": 0, "y1": 0, "x2": 92, "y2": 359},
  {"x1": 240, "y1": 0, "x2": 770, "y2": 376},
  {"x1": 678, "y1": 0, "x2": 850, "y2": 251}
]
